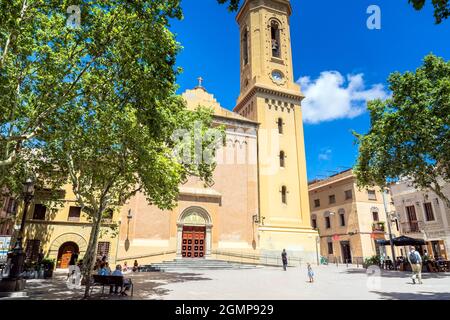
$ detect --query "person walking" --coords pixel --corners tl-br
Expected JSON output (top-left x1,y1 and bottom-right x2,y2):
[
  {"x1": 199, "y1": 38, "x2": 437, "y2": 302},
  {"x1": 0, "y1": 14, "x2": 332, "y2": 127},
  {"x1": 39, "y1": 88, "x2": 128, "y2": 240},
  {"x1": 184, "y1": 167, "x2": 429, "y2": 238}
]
[
  {"x1": 281, "y1": 249, "x2": 288, "y2": 271},
  {"x1": 67, "y1": 251, "x2": 79, "y2": 280},
  {"x1": 408, "y1": 246, "x2": 423, "y2": 284},
  {"x1": 307, "y1": 263, "x2": 314, "y2": 283}
]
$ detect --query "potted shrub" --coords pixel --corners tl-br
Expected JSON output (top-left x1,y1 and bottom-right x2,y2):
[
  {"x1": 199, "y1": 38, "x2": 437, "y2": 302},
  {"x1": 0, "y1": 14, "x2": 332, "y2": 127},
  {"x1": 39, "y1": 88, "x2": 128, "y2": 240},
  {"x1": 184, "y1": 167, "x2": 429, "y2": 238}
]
[
  {"x1": 363, "y1": 255, "x2": 381, "y2": 269},
  {"x1": 41, "y1": 258, "x2": 55, "y2": 279}
]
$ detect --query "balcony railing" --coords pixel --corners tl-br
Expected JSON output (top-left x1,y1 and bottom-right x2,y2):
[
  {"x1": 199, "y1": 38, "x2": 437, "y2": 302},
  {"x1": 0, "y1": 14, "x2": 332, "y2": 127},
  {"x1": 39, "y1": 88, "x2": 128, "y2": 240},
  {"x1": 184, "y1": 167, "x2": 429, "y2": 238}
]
[{"x1": 400, "y1": 221, "x2": 422, "y2": 234}]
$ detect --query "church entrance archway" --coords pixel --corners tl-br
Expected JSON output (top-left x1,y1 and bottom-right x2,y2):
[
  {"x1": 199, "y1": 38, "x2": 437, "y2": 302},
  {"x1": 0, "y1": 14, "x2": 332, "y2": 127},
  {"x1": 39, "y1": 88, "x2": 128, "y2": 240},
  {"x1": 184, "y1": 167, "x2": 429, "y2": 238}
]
[
  {"x1": 176, "y1": 207, "x2": 212, "y2": 259},
  {"x1": 57, "y1": 242, "x2": 79, "y2": 269}
]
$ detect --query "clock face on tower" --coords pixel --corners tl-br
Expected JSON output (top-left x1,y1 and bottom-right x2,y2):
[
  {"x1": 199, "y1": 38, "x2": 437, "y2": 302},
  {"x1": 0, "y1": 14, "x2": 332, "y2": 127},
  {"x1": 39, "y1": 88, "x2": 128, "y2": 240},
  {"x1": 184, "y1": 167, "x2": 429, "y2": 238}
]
[{"x1": 271, "y1": 70, "x2": 285, "y2": 84}]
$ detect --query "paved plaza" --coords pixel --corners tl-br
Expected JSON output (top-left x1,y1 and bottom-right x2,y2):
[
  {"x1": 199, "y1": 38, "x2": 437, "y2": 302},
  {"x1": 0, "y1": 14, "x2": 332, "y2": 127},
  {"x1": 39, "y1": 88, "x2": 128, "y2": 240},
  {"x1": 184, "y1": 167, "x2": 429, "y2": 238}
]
[{"x1": 4, "y1": 265, "x2": 450, "y2": 300}]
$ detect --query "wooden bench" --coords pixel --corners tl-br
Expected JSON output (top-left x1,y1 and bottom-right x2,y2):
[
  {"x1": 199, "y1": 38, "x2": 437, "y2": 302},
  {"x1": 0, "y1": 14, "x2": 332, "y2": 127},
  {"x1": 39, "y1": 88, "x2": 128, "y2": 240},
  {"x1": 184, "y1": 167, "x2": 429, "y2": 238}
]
[{"x1": 91, "y1": 275, "x2": 133, "y2": 296}]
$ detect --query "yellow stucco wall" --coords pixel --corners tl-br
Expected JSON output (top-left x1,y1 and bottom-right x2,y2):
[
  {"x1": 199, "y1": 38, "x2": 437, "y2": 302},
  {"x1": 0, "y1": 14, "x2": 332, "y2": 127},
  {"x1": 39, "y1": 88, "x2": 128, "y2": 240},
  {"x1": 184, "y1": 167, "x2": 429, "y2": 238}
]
[
  {"x1": 18, "y1": 184, "x2": 119, "y2": 267},
  {"x1": 309, "y1": 170, "x2": 401, "y2": 263}
]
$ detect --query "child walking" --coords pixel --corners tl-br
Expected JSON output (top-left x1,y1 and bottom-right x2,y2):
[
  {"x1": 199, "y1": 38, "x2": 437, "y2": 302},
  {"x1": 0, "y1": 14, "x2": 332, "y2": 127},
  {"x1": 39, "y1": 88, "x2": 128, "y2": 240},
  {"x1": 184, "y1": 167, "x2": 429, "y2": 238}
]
[{"x1": 307, "y1": 263, "x2": 314, "y2": 283}]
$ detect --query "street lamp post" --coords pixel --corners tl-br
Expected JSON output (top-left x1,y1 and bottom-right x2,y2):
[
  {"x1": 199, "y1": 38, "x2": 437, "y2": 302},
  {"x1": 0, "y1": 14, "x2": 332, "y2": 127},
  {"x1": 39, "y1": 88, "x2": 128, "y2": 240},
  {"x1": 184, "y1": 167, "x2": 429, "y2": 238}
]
[
  {"x1": 9, "y1": 179, "x2": 35, "y2": 279},
  {"x1": 0, "y1": 178, "x2": 34, "y2": 293},
  {"x1": 124, "y1": 209, "x2": 133, "y2": 252},
  {"x1": 126, "y1": 209, "x2": 133, "y2": 240}
]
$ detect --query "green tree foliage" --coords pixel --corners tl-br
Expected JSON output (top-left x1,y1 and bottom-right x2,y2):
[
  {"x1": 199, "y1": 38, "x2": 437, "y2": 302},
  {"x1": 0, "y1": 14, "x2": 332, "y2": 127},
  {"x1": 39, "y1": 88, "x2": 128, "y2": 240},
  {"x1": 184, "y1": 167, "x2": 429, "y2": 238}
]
[
  {"x1": 217, "y1": 0, "x2": 241, "y2": 11},
  {"x1": 354, "y1": 54, "x2": 450, "y2": 206},
  {"x1": 1, "y1": 0, "x2": 181, "y2": 169},
  {"x1": 409, "y1": 0, "x2": 450, "y2": 24},
  {"x1": 1, "y1": 0, "x2": 222, "y2": 297}
]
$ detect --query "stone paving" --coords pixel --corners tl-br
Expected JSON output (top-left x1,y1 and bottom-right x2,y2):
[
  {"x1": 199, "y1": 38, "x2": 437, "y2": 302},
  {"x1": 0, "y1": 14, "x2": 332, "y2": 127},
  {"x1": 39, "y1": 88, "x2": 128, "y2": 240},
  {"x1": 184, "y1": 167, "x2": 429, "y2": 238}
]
[{"x1": 2, "y1": 265, "x2": 450, "y2": 300}]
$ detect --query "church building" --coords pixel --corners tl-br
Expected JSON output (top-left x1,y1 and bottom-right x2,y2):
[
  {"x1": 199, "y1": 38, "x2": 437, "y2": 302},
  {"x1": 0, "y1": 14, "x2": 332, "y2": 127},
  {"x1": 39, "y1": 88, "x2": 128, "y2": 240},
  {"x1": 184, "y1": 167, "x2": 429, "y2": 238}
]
[{"x1": 116, "y1": 0, "x2": 319, "y2": 265}]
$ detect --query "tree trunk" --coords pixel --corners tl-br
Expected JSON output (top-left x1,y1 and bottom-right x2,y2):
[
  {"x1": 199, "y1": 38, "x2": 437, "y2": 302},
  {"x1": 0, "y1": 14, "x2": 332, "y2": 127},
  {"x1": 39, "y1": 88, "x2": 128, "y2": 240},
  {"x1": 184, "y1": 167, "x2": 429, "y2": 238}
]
[{"x1": 82, "y1": 210, "x2": 103, "y2": 298}]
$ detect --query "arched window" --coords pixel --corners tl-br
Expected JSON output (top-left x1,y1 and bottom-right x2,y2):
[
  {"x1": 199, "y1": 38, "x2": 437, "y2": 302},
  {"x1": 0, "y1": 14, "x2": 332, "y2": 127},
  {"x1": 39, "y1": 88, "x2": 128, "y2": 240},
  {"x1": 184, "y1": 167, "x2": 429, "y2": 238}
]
[
  {"x1": 242, "y1": 29, "x2": 249, "y2": 65},
  {"x1": 324, "y1": 211, "x2": 331, "y2": 229},
  {"x1": 281, "y1": 186, "x2": 287, "y2": 204},
  {"x1": 271, "y1": 20, "x2": 281, "y2": 58},
  {"x1": 277, "y1": 118, "x2": 283, "y2": 134},
  {"x1": 279, "y1": 151, "x2": 285, "y2": 168}
]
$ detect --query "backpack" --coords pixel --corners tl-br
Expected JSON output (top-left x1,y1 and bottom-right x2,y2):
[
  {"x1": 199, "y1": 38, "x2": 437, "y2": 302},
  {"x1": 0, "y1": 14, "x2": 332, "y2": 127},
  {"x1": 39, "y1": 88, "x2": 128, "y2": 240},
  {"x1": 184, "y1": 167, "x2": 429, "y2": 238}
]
[{"x1": 409, "y1": 251, "x2": 419, "y2": 264}]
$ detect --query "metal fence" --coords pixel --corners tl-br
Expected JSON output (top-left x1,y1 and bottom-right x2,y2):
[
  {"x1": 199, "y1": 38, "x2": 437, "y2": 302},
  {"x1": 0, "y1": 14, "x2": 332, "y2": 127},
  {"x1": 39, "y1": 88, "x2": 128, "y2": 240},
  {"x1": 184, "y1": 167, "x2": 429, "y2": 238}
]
[{"x1": 320, "y1": 255, "x2": 364, "y2": 267}]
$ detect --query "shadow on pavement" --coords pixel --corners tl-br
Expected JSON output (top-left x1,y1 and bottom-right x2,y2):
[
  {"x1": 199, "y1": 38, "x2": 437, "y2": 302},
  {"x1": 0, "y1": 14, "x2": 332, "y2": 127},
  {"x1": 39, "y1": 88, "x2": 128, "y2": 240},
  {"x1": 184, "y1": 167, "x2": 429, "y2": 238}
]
[
  {"x1": 372, "y1": 291, "x2": 450, "y2": 300},
  {"x1": 21, "y1": 271, "x2": 211, "y2": 300},
  {"x1": 344, "y1": 268, "x2": 450, "y2": 279}
]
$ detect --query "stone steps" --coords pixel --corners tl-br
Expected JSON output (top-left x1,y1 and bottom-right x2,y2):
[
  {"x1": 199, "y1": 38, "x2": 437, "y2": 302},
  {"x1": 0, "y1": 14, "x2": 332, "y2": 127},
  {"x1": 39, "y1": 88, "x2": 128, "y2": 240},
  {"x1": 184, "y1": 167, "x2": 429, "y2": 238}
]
[{"x1": 141, "y1": 259, "x2": 259, "y2": 272}]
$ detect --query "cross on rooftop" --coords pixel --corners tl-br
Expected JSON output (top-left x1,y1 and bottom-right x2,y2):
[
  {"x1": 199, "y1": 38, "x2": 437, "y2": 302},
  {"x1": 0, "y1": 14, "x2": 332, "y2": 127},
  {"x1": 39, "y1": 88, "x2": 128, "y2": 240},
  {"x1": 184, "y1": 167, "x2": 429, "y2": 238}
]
[{"x1": 197, "y1": 76, "x2": 203, "y2": 88}]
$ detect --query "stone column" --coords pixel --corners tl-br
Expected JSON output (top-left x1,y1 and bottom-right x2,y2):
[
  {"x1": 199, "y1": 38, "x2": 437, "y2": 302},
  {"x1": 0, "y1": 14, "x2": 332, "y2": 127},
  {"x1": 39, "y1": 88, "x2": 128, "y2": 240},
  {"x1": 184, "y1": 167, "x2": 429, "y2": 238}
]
[{"x1": 176, "y1": 224, "x2": 183, "y2": 259}]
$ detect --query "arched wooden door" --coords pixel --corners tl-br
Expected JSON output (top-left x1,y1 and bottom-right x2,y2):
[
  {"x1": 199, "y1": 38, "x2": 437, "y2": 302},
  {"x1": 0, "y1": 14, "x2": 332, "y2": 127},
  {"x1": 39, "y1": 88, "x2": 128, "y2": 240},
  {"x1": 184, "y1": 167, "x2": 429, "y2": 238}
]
[
  {"x1": 182, "y1": 226, "x2": 206, "y2": 258},
  {"x1": 57, "y1": 242, "x2": 79, "y2": 268}
]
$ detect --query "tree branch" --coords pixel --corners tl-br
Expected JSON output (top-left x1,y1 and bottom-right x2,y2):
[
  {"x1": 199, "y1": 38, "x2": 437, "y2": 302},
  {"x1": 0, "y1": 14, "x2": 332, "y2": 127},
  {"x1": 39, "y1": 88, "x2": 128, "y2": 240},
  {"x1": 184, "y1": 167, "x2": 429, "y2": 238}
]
[
  {"x1": 429, "y1": 182, "x2": 450, "y2": 209},
  {"x1": 0, "y1": 0, "x2": 28, "y2": 69}
]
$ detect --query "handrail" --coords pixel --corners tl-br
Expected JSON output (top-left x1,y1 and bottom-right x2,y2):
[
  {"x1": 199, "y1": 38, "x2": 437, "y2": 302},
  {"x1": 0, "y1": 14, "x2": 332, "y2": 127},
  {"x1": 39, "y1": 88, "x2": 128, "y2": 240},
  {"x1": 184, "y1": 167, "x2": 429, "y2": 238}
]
[
  {"x1": 211, "y1": 250, "x2": 303, "y2": 266},
  {"x1": 116, "y1": 250, "x2": 176, "y2": 262}
]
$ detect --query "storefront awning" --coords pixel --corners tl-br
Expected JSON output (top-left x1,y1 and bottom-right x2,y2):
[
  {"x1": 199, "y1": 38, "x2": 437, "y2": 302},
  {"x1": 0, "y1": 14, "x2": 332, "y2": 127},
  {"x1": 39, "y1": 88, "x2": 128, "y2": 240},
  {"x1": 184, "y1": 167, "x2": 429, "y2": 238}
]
[{"x1": 376, "y1": 235, "x2": 426, "y2": 246}]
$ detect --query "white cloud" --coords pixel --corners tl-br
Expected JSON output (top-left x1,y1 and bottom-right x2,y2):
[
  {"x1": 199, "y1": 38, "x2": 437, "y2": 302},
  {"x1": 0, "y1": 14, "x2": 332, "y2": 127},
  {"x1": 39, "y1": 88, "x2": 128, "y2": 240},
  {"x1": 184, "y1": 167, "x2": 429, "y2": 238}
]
[
  {"x1": 297, "y1": 71, "x2": 388, "y2": 124},
  {"x1": 318, "y1": 148, "x2": 332, "y2": 161}
]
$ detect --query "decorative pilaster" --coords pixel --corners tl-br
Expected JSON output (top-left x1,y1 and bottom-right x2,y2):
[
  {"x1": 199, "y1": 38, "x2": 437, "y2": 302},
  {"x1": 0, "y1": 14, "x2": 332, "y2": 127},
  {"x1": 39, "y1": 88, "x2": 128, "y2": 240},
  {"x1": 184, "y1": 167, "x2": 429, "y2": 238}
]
[{"x1": 176, "y1": 224, "x2": 183, "y2": 259}]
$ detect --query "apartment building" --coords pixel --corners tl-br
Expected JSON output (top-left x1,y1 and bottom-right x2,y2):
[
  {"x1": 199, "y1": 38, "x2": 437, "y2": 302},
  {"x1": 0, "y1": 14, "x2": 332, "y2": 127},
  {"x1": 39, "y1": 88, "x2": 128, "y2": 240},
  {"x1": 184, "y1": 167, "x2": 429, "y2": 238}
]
[
  {"x1": 390, "y1": 179, "x2": 450, "y2": 259},
  {"x1": 309, "y1": 169, "x2": 399, "y2": 263}
]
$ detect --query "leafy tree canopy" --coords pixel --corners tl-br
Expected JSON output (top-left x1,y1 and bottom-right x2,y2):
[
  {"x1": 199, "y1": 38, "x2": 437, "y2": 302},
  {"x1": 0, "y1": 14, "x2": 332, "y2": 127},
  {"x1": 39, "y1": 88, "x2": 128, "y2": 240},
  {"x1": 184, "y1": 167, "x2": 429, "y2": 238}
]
[
  {"x1": 0, "y1": 0, "x2": 223, "y2": 297},
  {"x1": 354, "y1": 54, "x2": 450, "y2": 206},
  {"x1": 217, "y1": 0, "x2": 449, "y2": 24},
  {"x1": 409, "y1": 0, "x2": 450, "y2": 24},
  {"x1": 0, "y1": 0, "x2": 181, "y2": 172}
]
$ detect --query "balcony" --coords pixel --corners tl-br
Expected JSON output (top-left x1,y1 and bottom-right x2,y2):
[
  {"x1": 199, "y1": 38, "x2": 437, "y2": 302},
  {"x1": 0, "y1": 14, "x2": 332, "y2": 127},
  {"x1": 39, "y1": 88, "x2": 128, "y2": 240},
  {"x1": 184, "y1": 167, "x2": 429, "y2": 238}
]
[
  {"x1": 372, "y1": 222, "x2": 386, "y2": 232},
  {"x1": 400, "y1": 221, "x2": 422, "y2": 234}
]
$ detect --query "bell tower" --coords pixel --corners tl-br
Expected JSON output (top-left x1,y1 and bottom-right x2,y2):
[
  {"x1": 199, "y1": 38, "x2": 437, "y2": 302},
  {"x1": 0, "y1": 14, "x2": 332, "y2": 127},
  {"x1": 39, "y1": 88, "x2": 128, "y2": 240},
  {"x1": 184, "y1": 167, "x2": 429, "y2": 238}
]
[{"x1": 234, "y1": 0, "x2": 318, "y2": 261}]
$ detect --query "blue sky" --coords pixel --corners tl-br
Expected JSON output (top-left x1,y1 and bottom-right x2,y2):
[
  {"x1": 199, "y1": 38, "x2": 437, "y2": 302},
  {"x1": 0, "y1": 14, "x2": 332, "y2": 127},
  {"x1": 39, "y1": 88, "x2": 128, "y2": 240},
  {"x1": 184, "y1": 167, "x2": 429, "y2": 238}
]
[{"x1": 170, "y1": 0, "x2": 450, "y2": 181}]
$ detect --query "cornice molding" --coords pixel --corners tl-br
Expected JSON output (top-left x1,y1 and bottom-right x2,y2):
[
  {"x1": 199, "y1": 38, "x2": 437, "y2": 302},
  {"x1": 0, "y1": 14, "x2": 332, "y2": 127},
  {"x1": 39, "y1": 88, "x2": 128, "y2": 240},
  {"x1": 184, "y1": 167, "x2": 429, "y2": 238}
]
[{"x1": 234, "y1": 85, "x2": 304, "y2": 113}]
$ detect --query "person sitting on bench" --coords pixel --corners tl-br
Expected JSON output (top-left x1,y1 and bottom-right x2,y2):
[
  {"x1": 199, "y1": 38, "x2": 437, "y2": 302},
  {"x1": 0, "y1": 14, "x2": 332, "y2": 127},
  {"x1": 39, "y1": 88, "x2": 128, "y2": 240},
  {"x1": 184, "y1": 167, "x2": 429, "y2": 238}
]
[{"x1": 112, "y1": 264, "x2": 132, "y2": 296}]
